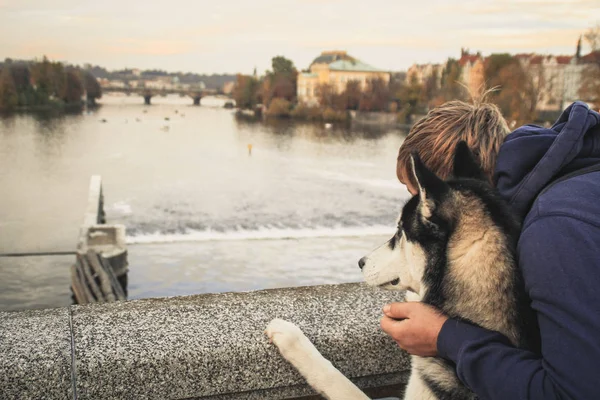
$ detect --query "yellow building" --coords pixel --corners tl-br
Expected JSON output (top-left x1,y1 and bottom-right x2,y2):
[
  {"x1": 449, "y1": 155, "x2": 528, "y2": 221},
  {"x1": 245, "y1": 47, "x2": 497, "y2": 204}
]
[{"x1": 297, "y1": 51, "x2": 390, "y2": 105}]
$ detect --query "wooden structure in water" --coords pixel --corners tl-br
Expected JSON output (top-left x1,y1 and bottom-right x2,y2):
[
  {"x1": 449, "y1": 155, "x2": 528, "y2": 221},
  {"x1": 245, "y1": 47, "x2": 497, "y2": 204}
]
[{"x1": 71, "y1": 176, "x2": 128, "y2": 304}]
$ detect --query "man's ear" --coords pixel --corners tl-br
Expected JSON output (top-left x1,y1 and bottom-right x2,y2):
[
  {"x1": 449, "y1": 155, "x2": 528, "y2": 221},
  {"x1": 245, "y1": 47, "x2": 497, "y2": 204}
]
[
  {"x1": 453, "y1": 141, "x2": 487, "y2": 181},
  {"x1": 410, "y1": 153, "x2": 449, "y2": 219}
]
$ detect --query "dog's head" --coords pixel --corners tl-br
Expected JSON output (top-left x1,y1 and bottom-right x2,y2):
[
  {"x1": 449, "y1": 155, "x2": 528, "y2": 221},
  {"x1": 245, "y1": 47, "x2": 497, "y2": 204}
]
[{"x1": 359, "y1": 142, "x2": 488, "y2": 296}]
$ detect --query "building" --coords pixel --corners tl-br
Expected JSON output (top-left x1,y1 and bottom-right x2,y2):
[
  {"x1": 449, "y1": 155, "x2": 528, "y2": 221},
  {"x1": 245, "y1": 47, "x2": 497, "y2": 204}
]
[
  {"x1": 458, "y1": 49, "x2": 485, "y2": 97},
  {"x1": 222, "y1": 81, "x2": 235, "y2": 95},
  {"x1": 410, "y1": 41, "x2": 599, "y2": 113},
  {"x1": 406, "y1": 63, "x2": 444, "y2": 87},
  {"x1": 297, "y1": 51, "x2": 390, "y2": 105}
]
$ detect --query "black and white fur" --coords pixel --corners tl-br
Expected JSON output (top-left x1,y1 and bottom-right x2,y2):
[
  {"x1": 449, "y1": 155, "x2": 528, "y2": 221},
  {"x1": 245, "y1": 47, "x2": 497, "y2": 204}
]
[{"x1": 266, "y1": 142, "x2": 539, "y2": 399}]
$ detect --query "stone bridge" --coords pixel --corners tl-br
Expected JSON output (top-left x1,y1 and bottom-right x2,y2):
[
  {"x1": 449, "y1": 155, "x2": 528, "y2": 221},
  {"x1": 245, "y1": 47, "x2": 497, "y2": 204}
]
[{"x1": 102, "y1": 86, "x2": 220, "y2": 105}]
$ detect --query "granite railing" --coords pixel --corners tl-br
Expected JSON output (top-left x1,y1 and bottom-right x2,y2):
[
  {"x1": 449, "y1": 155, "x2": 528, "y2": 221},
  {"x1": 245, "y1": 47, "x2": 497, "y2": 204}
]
[{"x1": 0, "y1": 283, "x2": 410, "y2": 400}]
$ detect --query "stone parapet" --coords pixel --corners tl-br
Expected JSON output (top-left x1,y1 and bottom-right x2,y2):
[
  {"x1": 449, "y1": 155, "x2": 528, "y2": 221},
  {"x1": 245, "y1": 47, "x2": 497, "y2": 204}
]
[{"x1": 0, "y1": 283, "x2": 409, "y2": 400}]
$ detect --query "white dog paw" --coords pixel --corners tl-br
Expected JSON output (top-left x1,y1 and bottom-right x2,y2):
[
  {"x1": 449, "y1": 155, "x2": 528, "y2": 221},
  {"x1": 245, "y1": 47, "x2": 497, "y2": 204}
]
[{"x1": 265, "y1": 318, "x2": 310, "y2": 357}]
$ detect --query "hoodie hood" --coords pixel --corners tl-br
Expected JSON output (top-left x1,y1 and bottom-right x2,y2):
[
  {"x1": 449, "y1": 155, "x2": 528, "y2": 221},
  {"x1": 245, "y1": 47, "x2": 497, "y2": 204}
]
[{"x1": 495, "y1": 101, "x2": 600, "y2": 220}]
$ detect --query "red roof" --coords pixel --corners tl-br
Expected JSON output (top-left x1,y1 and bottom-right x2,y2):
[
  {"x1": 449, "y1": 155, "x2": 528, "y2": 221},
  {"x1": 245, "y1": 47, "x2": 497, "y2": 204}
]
[
  {"x1": 529, "y1": 55, "x2": 544, "y2": 65},
  {"x1": 556, "y1": 56, "x2": 572, "y2": 64},
  {"x1": 580, "y1": 51, "x2": 600, "y2": 64}
]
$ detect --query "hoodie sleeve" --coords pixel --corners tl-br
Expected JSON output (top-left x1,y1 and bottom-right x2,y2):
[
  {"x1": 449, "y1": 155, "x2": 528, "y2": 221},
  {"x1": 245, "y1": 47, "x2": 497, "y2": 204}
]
[{"x1": 437, "y1": 214, "x2": 600, "y2": 400}]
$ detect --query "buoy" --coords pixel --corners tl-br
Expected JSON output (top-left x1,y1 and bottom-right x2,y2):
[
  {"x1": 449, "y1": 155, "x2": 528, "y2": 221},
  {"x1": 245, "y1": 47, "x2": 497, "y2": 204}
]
[{"x1": 247, "y1": 144, "x2": 253, "y2": 156}]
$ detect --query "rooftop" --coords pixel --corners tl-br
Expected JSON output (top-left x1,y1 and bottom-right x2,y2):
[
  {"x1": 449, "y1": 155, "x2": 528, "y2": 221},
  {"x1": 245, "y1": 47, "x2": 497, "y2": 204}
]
[{"x1": 328, "y1": 59, "x2": 387, "y2": 73}]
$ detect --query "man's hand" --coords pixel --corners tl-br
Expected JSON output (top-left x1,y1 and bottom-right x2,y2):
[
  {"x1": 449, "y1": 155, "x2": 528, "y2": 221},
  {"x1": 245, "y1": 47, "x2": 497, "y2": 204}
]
[{"x1": 380, "y1": 302, "x2": 448, "y2": 357}]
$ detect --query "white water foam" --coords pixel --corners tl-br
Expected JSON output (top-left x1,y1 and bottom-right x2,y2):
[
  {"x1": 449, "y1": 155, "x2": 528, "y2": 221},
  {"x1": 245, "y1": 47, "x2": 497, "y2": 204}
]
[{"x1": 126, "y1": 225, "x2": 394, "y2": 245}]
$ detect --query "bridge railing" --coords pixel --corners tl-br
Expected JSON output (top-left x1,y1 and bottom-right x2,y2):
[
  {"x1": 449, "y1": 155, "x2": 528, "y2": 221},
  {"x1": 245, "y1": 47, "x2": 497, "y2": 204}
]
[{"x1": 0, "y1": 283, "x2": 409, "y2": 399}]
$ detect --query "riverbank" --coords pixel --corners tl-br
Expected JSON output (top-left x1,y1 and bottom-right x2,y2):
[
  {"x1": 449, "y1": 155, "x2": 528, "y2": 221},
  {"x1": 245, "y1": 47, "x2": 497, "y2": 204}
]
[{"x1": 236, "y1": 104, "x2": 416, "y2": 130}]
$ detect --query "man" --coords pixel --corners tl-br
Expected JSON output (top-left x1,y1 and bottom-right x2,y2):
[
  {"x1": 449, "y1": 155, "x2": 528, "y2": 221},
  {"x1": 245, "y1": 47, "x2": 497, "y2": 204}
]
[{"x1": 382, "y1": 100, "x2": 600, "y2": 399}]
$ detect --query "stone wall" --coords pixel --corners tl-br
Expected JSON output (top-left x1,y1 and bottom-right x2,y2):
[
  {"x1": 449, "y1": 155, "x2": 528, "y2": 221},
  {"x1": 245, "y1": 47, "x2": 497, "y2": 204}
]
[{"x1": 0, "y1": 283, "x2": 410, "y2": 400}]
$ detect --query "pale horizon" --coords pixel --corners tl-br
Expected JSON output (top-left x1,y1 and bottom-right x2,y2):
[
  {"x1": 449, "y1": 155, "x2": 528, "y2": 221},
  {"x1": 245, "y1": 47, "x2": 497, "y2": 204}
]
[{"x1": 1, "y1": 0, "x2": 598, "y2": 75}]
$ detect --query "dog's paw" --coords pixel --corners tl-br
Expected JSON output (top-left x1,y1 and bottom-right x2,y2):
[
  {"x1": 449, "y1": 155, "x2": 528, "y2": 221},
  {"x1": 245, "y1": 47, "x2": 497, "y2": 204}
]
[{"x1": 265, "y1": 318, "x2": 312, "y2": 359}]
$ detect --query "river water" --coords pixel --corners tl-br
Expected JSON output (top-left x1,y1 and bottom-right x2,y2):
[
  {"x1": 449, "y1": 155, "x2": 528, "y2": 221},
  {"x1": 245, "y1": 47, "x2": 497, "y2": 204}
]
[{"x1": 0, "y1": 94, "x2": 410, "y2": 311}]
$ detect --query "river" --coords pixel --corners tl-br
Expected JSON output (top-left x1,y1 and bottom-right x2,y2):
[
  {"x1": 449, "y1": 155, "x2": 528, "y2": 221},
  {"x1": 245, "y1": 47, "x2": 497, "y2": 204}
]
[{"x1": 0, "y1": 94, "x2": 410, "y2": 311}]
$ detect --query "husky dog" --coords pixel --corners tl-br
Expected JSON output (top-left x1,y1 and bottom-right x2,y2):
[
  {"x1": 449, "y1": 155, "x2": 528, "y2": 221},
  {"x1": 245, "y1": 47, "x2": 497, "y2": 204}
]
[{"x1": 266, "y1": 142, "x2": 539, "y2": 399}]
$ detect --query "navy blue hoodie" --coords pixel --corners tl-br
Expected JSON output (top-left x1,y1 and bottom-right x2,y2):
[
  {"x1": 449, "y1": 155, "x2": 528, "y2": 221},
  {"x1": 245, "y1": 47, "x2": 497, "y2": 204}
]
[{"x1": 437, "y1": 102, "x2": 600, "y2": 399}]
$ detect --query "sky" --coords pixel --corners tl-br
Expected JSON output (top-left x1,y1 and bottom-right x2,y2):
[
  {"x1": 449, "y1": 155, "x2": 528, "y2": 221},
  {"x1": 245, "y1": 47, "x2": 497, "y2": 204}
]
[{"x1": 1, "y1": 0, "x2": 598, "y2": 75}]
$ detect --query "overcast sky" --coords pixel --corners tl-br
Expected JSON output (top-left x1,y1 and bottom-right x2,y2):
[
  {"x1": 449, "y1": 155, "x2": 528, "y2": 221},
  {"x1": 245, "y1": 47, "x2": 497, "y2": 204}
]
[{"x1": 1, "y1": 0, "x2": 598, "y2": 75}]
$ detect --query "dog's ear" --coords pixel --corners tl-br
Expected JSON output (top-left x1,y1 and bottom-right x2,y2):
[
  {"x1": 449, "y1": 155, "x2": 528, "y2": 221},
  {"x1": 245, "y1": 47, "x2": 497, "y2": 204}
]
[
  {"x1": 410, "y1": 152, "x2": 449, "y2": 219},
  {"x1": 453, "y1": 141, "x2": 487, "y2": 181}
]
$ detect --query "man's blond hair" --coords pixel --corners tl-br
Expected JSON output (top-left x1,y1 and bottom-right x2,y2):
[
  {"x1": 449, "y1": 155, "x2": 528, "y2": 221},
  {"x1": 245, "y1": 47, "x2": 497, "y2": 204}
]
[{"x1": 397, "y1": 100, "x2": 510, "y2": 189}]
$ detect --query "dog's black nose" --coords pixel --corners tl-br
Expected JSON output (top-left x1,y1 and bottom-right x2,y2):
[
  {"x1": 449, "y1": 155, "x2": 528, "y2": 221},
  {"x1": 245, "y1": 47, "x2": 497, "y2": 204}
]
[{"x1": 358, "y1": 257, "x2": 366, "y2": 270}]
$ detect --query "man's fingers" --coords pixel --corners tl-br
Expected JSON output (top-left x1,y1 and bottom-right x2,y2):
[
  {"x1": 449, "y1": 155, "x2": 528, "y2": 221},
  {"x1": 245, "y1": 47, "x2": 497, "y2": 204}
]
[
  {"x1": 380, "y1": 315, "x2": 405, "y2": 336},
  {"x1": 383, "y1": 302, "x2": 415, "y2": 319}
]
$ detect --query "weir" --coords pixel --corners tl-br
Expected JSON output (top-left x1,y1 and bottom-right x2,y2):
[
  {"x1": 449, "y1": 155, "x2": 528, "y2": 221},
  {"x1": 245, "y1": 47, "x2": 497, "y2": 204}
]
[{"x1": 0, "y1": 176, "x2": 410, "y2": 399}]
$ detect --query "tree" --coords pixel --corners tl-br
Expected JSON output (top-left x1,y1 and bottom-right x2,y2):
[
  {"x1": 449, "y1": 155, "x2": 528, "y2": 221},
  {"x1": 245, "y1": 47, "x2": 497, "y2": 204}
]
[
  {"x1": 342, "y1": 80, "x2": 361, "y2": 110},
  {"x1": 271, "y1": 56, "x2": 295, "y2": 77},
  {"x1": 30, "y1": 56, "x2": 54, "y2": 101},
  {"x1": 0, "y1": 67, "x2": 18, "y2": 110},
  {"x1": 488, "y1": 60, "x2": 536, "y2": 125},
  {"x1": 421, "y1": 69, "x2": 440, "y2": 107},
  {"x1": 61, "y1": 69, "x2": 84, "y2": 104},
  {"x1": 359, "y1": 78, "x2": 390, "y2": 112},
  {"x1": 437, "y1": 58, "x2": 466, "y2": 104},
  {"x1": 579, "y1": 65, "x2": 600, "y2": 106},
  {"x1": 584, "y1": 24, "x2": 600, "y2": 52},
  {"x1": 81, "y1": 70, "x2": 102, "y2": 105},
  {"x1": 233, "y1": 74, "x2": 259, "y2": 109},
  {"x1": 316, "y1": 83, "x2": 336, "y2": 109},
  {"x1": 9, "y1": 64, "x2": 31, "y2": 92},
  {"x1": 394, "y1": 74, "x2": 425, "y2": 122},
  {"x1": 261, "y1": 56, "x2": 298, "y2": 106}
]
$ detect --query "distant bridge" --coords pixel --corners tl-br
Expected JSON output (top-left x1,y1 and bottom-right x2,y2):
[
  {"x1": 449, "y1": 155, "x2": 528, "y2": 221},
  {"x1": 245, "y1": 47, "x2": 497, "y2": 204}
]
[{"x1": 101, "y1": 86, "x2": 221, "y2": 105}]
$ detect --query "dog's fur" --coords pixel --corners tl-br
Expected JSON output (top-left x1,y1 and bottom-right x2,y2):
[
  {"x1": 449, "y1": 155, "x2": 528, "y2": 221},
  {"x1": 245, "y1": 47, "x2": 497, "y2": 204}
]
[{"x1": 266, "y1": 142, "x2": 539, "y2": 400}]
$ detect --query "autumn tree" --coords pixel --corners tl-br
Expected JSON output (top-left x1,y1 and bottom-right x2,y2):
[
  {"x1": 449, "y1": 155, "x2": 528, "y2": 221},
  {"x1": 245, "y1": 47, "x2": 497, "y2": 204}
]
[
  {"x1": 436, "y1": 59, "x2": 466, "y2": 105},
  {"x1": 342, "y1": 80, "x2": 361, "y2": 110},
  {"x1": 61, "y1": 69, "x2": 84, "y2": 104},
  {"x1": 233, "y1": 74, "x2": 260, "y2": 109},
  {"x1": 485, "y1": 55, "x2": 537, "y2": 125},
  {"x1": 262, "y1": 56, "x2": 297, "y2": 105},
  {"x1": 358, "y1": 78, "x2": 390, "y2": 112},
  {"x1": 0, "y1": 66, "x2": 18, "y2": 110},
  {"x1": 394, "y1": 74, "x2": 425, "y2": 122},
  {"x1": 316, "y1": 83, "x2": 336, "y2": 108},
  {"x1": 421, "y1": 69, "x2": 440, "y2": 107},
  {"x1": 30, "y1": 56, "x2": 54, "y2": 100}
]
